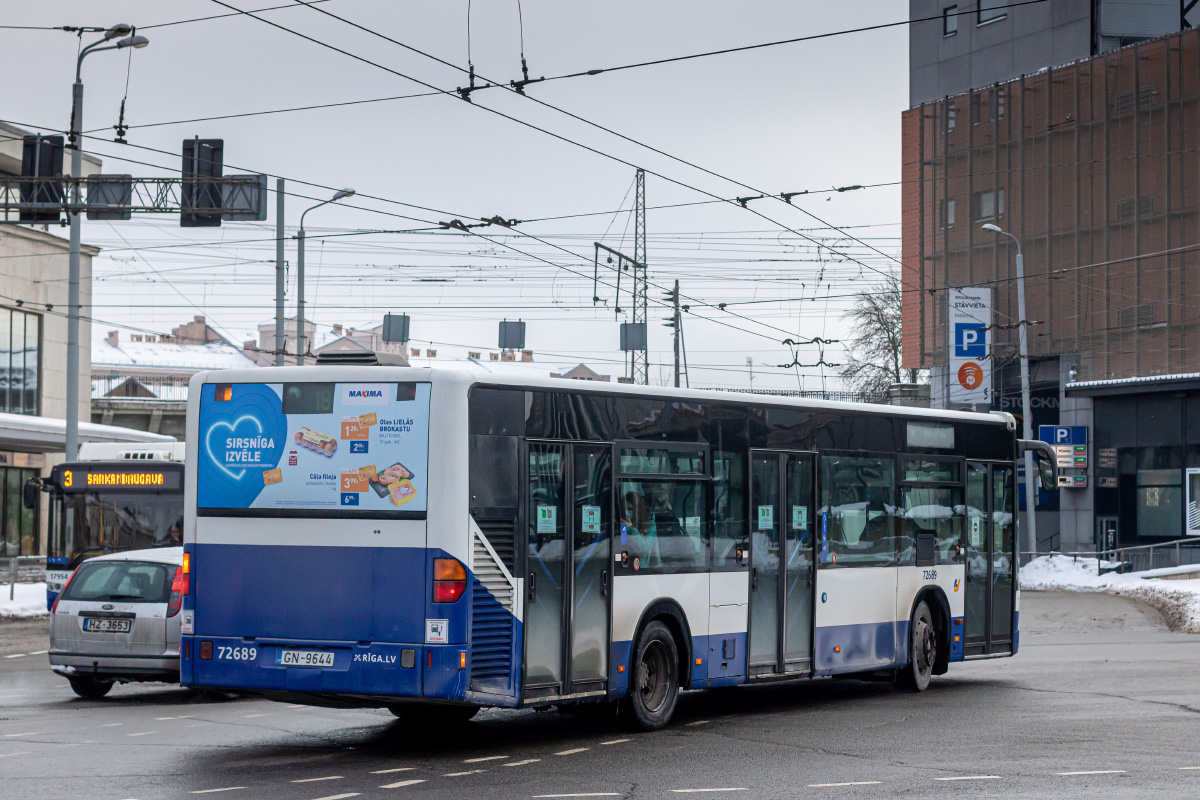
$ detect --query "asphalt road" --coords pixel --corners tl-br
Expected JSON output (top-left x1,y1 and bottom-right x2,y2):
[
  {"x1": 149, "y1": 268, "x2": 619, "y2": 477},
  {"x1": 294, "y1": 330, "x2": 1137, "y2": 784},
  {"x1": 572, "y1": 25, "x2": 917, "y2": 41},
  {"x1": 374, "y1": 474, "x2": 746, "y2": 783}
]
[{"x1": 3, "y1": 591, "x2": 1200, "y2": 799}]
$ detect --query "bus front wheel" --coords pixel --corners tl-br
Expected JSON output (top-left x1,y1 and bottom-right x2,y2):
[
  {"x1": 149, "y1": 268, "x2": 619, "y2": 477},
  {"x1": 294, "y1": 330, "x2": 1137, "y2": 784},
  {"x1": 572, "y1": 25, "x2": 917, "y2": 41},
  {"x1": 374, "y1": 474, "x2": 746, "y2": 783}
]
[
  {"x1": 626, "y1": 620, "x2": 679, "y2": 731},
  {"x1": 898, "y1": 600, "x2": 937, "y2": 692}
]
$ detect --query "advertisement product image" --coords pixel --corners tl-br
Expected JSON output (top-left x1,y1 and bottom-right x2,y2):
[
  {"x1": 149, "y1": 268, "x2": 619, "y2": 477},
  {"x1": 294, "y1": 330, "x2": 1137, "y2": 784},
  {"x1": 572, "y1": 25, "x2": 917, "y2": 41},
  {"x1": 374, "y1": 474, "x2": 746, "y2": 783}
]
[{"x1": 197, "y1": 382, "x2": 431, "y2": 512}]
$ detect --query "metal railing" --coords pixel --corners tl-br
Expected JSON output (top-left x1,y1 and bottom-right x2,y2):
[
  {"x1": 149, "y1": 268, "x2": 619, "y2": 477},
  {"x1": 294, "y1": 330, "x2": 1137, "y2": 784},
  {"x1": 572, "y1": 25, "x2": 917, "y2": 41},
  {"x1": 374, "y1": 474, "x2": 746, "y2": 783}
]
[
  {"x1": 704, "y1": 387, "x2": 888, "y2": 403},
  {"x1": 1, "y1": 555, "x2": 46, "y2": 601},
  {"x1": 92, "y1": 374, "x2": 191, "y2": 400},
  {"x1": 1019, "y1": 537, "x2": 1200, "y2": 575}
]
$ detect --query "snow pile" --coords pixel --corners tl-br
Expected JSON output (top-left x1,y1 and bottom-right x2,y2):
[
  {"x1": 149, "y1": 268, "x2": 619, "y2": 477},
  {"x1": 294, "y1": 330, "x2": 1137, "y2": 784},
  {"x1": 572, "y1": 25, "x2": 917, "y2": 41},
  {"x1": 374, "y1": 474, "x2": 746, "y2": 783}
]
[
  {"x1": 0, "y1": 582, "x2": 49, "y2": 619},
  {"x1": 1021, "y1": 555, "x2": 1200, "y2": 633}
]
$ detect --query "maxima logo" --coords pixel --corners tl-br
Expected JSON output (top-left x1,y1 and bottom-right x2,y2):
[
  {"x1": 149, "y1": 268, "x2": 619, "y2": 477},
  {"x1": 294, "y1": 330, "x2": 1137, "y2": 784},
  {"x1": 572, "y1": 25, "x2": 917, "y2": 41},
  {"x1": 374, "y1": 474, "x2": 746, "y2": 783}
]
[{"x1": 341, "y1": 384, "x2": 389, "y2": 405}]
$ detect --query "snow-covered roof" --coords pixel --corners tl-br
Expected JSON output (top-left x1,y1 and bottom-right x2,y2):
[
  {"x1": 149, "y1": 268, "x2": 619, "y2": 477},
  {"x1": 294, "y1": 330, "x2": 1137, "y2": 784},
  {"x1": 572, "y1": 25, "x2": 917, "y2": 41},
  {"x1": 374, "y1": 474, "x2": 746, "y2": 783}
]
[
  {"x1": 93, "y1": 338, "x2": 257, "y2": 372},
  {"x1": 1066, "y1": 371, "x2": 1200, "y2": 392}
]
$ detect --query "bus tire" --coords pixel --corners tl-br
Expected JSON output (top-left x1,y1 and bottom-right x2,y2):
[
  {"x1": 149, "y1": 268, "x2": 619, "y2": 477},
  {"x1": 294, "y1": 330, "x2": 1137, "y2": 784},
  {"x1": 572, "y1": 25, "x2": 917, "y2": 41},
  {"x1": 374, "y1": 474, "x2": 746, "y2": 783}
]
[
  {"x1": 898, "y1": 600, "x2": 937, "y2": 692},
  {"x1": 387, "y1": 702, "x2": 479, "y2": 725},
  {"x1": 68, "y1": 677, "x2": 114, "y2": 699},
  {"x1": 626, "y1": 620, "x2": 679, "y2": 731}
]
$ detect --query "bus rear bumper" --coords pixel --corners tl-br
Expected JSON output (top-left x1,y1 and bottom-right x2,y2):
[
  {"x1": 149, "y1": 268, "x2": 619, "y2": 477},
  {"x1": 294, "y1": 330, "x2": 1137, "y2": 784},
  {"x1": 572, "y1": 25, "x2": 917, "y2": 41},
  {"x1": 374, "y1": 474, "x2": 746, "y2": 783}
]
[{"x1": 182, "y1": 635, "x2": 468, "y2": 701}]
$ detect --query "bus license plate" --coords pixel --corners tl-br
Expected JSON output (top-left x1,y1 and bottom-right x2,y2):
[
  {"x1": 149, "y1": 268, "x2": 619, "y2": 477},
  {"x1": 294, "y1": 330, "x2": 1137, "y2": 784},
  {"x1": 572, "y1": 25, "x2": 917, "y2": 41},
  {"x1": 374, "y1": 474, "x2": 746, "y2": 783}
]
[
  {"x1": 83, "y1": 617, "x2": 131, "y2": 633},
  {"x1": 275, "y1": 649, "x2": 334, "y2": 667}
]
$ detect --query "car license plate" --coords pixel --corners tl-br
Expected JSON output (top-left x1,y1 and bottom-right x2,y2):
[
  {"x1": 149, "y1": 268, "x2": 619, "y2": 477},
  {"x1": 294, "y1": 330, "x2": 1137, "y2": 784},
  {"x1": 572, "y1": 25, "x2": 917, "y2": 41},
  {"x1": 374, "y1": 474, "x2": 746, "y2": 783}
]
[
  {"x1": 83, "y1": 617, "x2": 131, "y2": 633},
  {"x1": 275, "y1": 649, "x2": 335, "y2": 667}
]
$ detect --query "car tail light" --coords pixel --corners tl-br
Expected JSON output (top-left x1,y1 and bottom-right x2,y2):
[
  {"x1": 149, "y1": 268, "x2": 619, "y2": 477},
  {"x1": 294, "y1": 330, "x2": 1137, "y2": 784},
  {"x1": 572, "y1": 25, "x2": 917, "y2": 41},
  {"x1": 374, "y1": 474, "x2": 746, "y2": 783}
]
[
  {"x1": 50, "y1": 567, "x2": 77, "y2": 614},
  {"x1": 167, "y1": 566, "x2": 185, "y2": 617},
  {"x1": 432, "y1": 558, "x2": 467, "y2": 604}
]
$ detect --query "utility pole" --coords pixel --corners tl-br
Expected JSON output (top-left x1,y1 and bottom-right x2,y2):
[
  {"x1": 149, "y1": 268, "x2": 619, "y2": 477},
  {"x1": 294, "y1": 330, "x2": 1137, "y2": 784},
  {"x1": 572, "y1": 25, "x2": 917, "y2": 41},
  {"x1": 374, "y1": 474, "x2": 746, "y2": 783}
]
[
  {"x1": 663, "y1": 280, "x2": 681, "y2": 388},
  {"x1": 275, "y1": 178, "x2": 285, "y2": 366},
  {"x1": 632, "y1": 168, "x2": 648, "y2": 385}
]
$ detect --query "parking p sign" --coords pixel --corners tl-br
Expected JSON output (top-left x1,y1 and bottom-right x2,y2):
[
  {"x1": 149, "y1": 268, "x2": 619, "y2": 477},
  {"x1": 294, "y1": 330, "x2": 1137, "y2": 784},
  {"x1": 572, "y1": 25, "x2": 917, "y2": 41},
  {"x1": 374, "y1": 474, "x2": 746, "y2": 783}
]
[
  {"x1": 954, "y1": 322, "x2": 986, "y2": 358},
  {"x1": 948, "y1": 287, "x2": 992, "y2": 404}
]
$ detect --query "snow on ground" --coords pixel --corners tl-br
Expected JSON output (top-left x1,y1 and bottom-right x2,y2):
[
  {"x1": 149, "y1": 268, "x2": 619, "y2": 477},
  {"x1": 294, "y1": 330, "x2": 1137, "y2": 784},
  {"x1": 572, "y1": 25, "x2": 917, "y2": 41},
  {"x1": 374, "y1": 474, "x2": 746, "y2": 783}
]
[
  {"x1": 1021, "y1": 555, "x2": 1200, "y2": 633},
  {"x1": 0, "y1": 582, "x2": 48, "y2": 619}
]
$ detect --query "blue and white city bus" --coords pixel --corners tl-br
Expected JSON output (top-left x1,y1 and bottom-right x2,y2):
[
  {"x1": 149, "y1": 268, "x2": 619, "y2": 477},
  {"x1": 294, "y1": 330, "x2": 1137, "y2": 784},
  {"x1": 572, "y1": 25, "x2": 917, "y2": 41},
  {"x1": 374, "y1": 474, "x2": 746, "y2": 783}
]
[{"x1": 181, "y1": 364, "x2": 1055, "y2": 729}]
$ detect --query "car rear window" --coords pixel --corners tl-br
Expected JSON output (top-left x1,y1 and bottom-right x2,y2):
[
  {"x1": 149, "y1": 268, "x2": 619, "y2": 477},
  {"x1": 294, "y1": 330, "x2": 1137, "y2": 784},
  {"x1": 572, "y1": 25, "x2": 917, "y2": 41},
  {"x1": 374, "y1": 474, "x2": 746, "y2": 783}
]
[{"x1": 61, "y1": 561, "x2": 173, "y2": 604}]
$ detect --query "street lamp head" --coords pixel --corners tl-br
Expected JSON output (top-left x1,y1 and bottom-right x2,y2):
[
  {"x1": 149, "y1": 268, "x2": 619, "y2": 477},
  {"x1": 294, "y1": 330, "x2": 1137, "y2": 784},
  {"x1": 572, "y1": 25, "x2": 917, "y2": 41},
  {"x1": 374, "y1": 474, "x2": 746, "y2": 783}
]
[
  {"x1": 332, "y1": 188, "x2": 355, "y2": 202},
  {"x1": 981, "y1": 223, "x2": 1003, "y2": 234},
  {"x1": 103, "y1": 24, "x2": 134, "y2": 40},
  {"x1": 116, "y1": 35, "x2": 150, "y2": 49}
]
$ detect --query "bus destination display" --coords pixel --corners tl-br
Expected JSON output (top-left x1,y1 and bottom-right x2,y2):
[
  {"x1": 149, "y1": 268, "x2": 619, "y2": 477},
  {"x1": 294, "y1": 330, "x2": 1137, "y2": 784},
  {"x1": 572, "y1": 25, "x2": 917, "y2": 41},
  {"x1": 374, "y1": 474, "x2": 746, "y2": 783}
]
[
  {"x1": 60, "y1": 466, "x2": 183, "y2": 493},
  {"x1": 196, "y1": 382, "x2": 430, "y2": 512}
]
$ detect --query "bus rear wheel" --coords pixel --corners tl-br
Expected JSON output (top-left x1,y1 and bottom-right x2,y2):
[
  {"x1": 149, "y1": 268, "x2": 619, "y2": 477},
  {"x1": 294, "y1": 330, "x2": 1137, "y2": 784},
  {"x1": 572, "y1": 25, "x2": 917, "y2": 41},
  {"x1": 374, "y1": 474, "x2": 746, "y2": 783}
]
[
  {"x1": 68, "y1": 676, "x2": 114, "y2": 699},
  {"x1": 898, "y1": 600, "x2": 937, "y2": 692},
  {"x1": 626, "y1": 620, "x2": 679, "y2": 731}
]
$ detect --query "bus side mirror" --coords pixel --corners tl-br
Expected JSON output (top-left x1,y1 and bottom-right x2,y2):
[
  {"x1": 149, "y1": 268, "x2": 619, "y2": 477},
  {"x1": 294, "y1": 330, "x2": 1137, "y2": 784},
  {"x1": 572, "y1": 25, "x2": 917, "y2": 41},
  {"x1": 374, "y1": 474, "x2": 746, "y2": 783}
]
[
  {"x1": 22, "y1": 479, "x2": 39, "y2": 510},
  {"x1": 1035, "y1": 450, "x2": 1057, "y2": 492}
]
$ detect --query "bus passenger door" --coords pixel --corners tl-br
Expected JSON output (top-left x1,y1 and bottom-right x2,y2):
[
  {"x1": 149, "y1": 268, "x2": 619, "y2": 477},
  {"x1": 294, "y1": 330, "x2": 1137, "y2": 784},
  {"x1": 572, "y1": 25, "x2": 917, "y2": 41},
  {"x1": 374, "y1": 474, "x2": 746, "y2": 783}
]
[
  {"x1": 523, "y1": 442, "x2": 612, "y2": 700},
  {"x1": 963, "y1": 462, "x2": 1016, "y2": 656},
  {"x1": 748, "y1": 451, "x2": 815, "y2": 676}
]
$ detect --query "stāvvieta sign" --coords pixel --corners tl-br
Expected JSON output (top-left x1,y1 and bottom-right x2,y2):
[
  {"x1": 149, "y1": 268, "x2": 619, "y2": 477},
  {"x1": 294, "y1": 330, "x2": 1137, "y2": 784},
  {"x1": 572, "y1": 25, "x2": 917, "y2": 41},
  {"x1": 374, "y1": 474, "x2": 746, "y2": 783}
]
[{"x1": 948, "y1": 287, "x2": 992, "y2": 405}]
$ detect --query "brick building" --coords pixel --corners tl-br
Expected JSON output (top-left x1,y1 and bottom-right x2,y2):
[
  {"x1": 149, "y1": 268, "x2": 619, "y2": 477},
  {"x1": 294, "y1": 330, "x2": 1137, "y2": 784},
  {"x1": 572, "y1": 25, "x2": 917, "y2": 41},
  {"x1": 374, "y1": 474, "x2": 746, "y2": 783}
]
[{"x1": 903, "y1": 5, "x2": 1200, "y2": 551}]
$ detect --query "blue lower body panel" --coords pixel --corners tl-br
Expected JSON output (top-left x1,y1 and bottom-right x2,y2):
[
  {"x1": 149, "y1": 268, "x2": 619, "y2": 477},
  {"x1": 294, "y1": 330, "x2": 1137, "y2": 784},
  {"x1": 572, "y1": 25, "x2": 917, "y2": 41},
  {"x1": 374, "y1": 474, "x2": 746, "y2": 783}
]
[{"x1": 814, "y1": 621, "x2": 905, "y2": 674}]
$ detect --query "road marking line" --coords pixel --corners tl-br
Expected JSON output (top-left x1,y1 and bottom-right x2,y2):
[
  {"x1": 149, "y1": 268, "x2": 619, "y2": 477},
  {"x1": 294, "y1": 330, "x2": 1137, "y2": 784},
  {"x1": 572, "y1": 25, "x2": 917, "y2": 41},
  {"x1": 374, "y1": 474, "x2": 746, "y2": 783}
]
[
  {"x1": 27, "y1": 650, "x2": 47, "y2": 655},
  {"x1": 156, "y1": 717, "x2": 177, "y2": 721},
  {"x1": 2, "y1": 732, "x2": 41, "y2": 737},
  {"x1": 670, "y1": 790, "x2": 748, "y2": 794},
  {"x1": 100, "y1": 723, "x2": 122, "y2": 728},
  {"x1": 1179, "y1": 767, "x2": 1200, "y2": 770},
  {"x1": 463, "y1": 755, "x2": 508, "y2": 763},
  {"x1": 285, "y1": 704, "x2": 305, "y2": 708},
  {"x1": 0, "y1": 752, "x2": 29, "y2": 758},
  {"x1": 370, "y1": 768, "x2": 415, "y2": 774},
  {"x1": 934, "y1": 776, "x2": 1001, "y2": 781},
  {"x1": 685, "y1": 720, "x2": 710, "y2": 727},
  {"x1": 242, "y1": 714, "x2": 269, "y2": 718},
  {"x1": 292, "y1": 776, "x2": 344, "y2": 783},
  {"x1": 190, "y1": 788, "x2": 247, "y2": 794},
  {"x1": 555, "y1": 747, "x2": 589, "y2": 756},
  {"x1": 1057, "y1": 770, "x2": 1126, "y2": 776},
  {"x1": 311, "y1": 795, "x2": 359, "y2": 800},
  {"x1": 444, "y1": 770, "x2": 485, "y2": 776},
  {"x1": 504, "y1": 759, "x2": 541, "y2": 767},
  {"x1": 599, "y1": 739, "x2": 629, "y2": 745},
  {"x1": 532, "y1": 794, "x2": 622, "y2": 798},
  {"x1": 379, "y1": 780, "x2": 426, "y2": 789},
  {"x1": 808, "y1": 782, "x2": 883, "y2": 788},
  {"x1": 126, "y1": 732, "x2": 158, "y2": 737},
  {"x1": 3, "y1": 653, "x2": 27, "y2": 658}
]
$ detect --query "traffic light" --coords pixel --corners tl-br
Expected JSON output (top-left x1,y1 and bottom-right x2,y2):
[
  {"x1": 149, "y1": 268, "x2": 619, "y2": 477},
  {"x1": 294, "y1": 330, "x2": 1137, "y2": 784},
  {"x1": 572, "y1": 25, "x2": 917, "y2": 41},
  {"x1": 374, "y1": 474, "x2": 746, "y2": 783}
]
[
  {"x1": 181, "y1": 137, "x2": 224, "y2": 227},
  {"x1": 19, "y1": 135, "x2": 64, "y2": 223}
]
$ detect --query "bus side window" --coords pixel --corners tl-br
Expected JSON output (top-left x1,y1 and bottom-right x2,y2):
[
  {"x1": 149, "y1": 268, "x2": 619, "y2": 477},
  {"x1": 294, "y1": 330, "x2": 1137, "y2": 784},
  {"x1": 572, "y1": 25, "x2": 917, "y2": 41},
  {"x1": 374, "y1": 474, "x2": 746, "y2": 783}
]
[{"x1": 712, "y1": 451, "x2": 745, "y2": 570}]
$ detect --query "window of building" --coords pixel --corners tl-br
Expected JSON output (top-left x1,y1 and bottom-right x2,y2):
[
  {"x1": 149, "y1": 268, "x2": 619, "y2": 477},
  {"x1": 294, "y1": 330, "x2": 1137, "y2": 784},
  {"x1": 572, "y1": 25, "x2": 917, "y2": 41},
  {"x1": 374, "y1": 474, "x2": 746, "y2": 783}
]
[
  {"x1": 971, "y1": 93, "x2": 982, "y2": 126},
  {"x1": 819, "y1": 455, "x2": 902, "y2": 567},
  {"x1": 978, "y1": 0, "x2": 1007, "y2": 24},
  {"x1": 943, "y1": 5, "x2": 959, "y2": 36},
  {"x1": 992, "y1": 87, "x2": 1006, "y2": 121},
  {"x1": 1116, "y1": 195, "x2": 1155, "y2": 222},
  {"x1": 946, "y1": 102, "x2": 957, "y2": 133},
  {"x1": 974, "y1": 188, "x2": 1005, "y2": 221},
  {"x1": 0, "y1": 307, "x2": 41, "y2": 415},
  {"x1": 1138, "y1": 468, "x2": 1182, "y2": 539},
  {"x1": 941, "y1": 198, "x2": 956, "y2": 229}
]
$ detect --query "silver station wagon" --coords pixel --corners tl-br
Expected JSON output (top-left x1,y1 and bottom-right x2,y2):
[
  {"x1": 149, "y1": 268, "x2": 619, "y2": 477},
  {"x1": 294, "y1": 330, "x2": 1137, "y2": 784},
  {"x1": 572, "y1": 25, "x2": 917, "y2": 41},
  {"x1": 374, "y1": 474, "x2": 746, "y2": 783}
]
[{"x1": 49, "y1": 547, "x2": 185, "y2": 698}]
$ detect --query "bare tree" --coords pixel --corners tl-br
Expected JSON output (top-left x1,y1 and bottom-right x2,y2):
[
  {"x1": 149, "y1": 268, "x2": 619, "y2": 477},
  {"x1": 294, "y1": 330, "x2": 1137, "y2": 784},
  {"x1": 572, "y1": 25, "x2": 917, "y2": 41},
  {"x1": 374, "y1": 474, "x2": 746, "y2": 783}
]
[{"x1": 838, "y1": 273, "x2": 926, "y2": 396}]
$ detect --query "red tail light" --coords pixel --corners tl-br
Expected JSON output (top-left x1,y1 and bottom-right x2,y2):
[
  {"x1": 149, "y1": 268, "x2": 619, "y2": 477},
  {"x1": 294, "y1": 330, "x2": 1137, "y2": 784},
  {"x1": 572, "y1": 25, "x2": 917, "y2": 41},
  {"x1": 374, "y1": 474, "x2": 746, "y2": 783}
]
[
  {"x1": 432, "y1": 558, "x2": 467, "y2": 604},
  {"x1": 50, "y1": 568, "x2": 77, "y2": 614},
  {"x1": 182, "y1": 551, "x2": 191, "y2": 595},
  {"x1": 167, "y1": 566, "x2": 185, "y2": 617}
]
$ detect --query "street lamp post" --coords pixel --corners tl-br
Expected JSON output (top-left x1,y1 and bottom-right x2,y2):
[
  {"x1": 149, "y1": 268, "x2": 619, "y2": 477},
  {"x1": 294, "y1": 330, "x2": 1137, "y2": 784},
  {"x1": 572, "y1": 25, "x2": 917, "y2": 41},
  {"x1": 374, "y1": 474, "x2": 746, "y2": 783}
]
[
  {"x1": 65, "y1": 25, "x2": 149, "y2": 461},
  {"x1": 982, "y1": 222, "x2": 1037, "y2": 557},
  {"x1": 296, "y1": 189, "x2": 354, "y2": 365}
]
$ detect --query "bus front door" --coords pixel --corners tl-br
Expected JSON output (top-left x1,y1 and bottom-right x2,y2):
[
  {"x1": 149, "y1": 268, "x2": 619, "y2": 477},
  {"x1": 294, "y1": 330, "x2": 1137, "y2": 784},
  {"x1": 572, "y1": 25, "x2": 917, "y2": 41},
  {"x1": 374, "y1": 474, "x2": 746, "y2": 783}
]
[
  {"x1": 524, "y1": 442, "x2": 613, "y2": 700},
  {"x1": 748, "y1": 451, "x2": 816, "y2": 676},
  {"x1": 964, "y1": 462, "x2": 1017, "y2": 656}
]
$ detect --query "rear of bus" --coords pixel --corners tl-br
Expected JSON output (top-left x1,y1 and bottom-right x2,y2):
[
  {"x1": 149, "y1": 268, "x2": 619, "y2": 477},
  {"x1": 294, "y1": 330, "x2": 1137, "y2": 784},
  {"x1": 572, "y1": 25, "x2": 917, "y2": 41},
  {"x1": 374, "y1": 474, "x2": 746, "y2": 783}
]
[{"x1": 180, "y1": 368, "x2": 478, "y2": 708}]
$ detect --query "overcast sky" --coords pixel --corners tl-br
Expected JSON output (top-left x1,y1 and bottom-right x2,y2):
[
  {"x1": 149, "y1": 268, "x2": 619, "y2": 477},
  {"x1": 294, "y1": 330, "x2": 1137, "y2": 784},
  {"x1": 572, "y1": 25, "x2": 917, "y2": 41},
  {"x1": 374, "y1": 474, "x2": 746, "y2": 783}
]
[{"x1": 4, "y1": 0, "x2": 908, "y2": 390}]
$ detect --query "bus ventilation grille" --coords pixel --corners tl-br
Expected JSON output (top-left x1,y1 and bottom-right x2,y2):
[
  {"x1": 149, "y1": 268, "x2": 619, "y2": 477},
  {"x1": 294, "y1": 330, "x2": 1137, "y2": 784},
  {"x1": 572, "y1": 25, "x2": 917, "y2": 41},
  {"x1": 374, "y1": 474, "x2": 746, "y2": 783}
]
[
  {"x1": 470, "y1": 527, "x2": 517, "y2": 692},
  {"x1": 473, "y1": 518, "x2": 516, "y2": 572}
]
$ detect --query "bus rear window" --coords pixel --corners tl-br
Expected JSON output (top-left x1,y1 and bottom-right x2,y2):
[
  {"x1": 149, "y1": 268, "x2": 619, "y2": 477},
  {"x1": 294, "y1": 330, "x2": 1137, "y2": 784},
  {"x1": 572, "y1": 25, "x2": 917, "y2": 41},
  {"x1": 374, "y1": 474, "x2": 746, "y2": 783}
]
[{"x1": 197, "y1": 381, "x2": 431, "y2": 514}]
